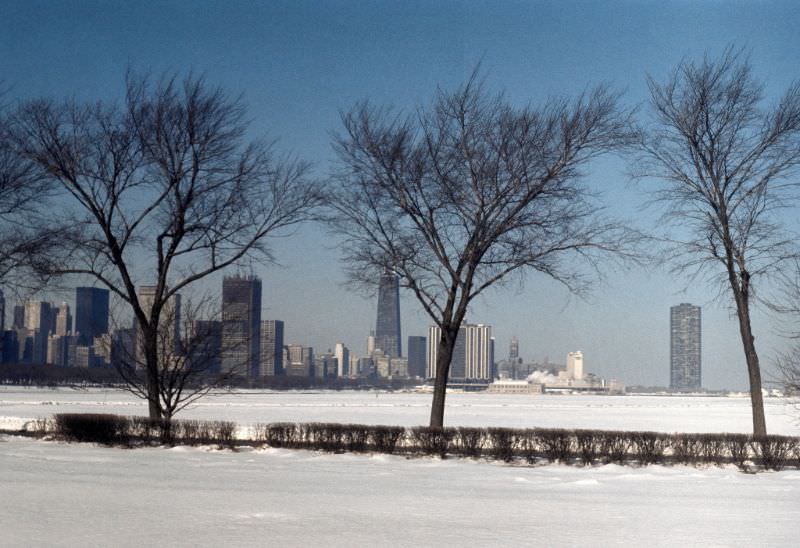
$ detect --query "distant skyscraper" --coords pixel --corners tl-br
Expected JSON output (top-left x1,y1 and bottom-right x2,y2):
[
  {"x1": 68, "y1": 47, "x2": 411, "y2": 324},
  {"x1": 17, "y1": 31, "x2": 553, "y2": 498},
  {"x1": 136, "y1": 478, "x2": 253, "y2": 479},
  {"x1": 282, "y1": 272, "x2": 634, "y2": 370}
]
[
  {"x1": 137, "y1": 286, "x2": 181, "y2": 365},
  {"x1": 375, "y1": 271, "x2": 401, "y2": 357},
  {"x1": 670, "y1": 303, "x2": 701, "y2": 390},
  {"x1": 55, "y1": 302, "x2": 72, "y2": 336},
  {"x1": 12, "y1": 304, "x2": 24, "y2": 330},
  {"x1": 509, "y1": 337, "x2": 519, "y2": 361},
  {"x1": 334, "y1": 342, "x2": 349, "y2": 377},
  {"x1": 75, "y1": 287, "x2": 109, "y2": 345},
  {"x1": 407, "y1": 336, "x2": 427, "y2": 378},
  {"x1": 259, "y1": 320, "x2": 284, "y2": 376},
  {"x1": 427, "y1": 324, "x2": 493, "y2": 380},
  {"x1": 221, "y1": 275, "x2": 262, "y2": 378},
  {"x1": 0, "y1": 288, "x2": 5, "y2": 332},
  {"x1": 189, "y1": 320, "x2": 222, "y2": 373}
]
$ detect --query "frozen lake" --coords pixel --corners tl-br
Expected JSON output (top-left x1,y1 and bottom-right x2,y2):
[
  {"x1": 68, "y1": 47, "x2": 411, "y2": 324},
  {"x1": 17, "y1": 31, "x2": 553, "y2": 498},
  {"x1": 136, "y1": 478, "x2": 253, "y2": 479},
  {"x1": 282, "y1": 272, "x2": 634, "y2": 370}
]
[{"x1": 1, "y1": 386, "x2": 798, "y2": 435}]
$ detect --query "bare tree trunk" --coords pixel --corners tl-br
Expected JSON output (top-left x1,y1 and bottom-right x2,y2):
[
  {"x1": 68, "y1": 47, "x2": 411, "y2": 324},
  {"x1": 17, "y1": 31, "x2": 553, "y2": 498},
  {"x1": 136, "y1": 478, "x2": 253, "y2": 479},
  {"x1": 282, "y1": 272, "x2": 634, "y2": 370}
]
[
  {"x1": 429, "y1": 327, "x2": 458, "y2": 428},
  {"x1": 141, "y1": 329, "x2": 162, "y2": 420},
  {"x1": 732, "y1": 293, "x2": 767, "y2": 436}
]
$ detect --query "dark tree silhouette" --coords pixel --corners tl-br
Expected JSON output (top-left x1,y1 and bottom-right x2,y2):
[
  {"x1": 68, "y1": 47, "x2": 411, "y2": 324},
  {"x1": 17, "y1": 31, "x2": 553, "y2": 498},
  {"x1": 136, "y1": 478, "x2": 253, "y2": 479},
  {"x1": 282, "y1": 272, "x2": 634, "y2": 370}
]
[
  {"x1": 8, "y1": 73, "x2": 319, "y2": 420},
  {"x1": 635, "y1": 47, "x2": 800, "y2": 436},
  {"x1": 328, "y1": 73, "x2": 636, "y2": 427}
]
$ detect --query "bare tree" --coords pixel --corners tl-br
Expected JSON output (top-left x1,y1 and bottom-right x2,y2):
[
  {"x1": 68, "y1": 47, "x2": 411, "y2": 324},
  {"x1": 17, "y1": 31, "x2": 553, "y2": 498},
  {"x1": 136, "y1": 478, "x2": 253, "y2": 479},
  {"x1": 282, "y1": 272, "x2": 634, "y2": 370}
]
[
  {"x1": 635, "y1": 47, "x2": 800, "y2": 436},
  {"x1": 113, "y1": 294, "x2": 248, "y2": 424},
  {"x1": 8, "y1": 73, "x2": 319, "y2": 420},
  {"x1": 328, "y1": 73, "x2": 636, "y2": 427},
  {"x1": 0, "y1": 88, "x2": 60, "y2": 288}
]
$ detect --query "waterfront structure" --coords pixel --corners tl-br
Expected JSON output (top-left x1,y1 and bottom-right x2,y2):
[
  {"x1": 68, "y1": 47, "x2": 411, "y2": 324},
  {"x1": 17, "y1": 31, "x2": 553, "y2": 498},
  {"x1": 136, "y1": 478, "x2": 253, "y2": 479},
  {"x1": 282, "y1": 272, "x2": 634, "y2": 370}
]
[
  {"x1": 406, "y1": 336, "x2": 426, "y2": 378},
  {"x1": 221, "y1": 275, "x2": 262, "y2": 377},
  {"x1": 74, "y1": 287, "x2": 109, "y2": 345},
  {"x1": 427, "y1": 323, "x2": 493, "y2": 380},
  {"x1": 566, "y1": 351, "x2": 584, "y2": 380},
  {"x1": 375, "y1": 271, "x2": 401, "y2": 357},
  {"x1": 670, "y1": 303, "x2": 702, "y2": 390},
  {"x1": 259, "y1": 320, "x2": 284, "y2": 376}
]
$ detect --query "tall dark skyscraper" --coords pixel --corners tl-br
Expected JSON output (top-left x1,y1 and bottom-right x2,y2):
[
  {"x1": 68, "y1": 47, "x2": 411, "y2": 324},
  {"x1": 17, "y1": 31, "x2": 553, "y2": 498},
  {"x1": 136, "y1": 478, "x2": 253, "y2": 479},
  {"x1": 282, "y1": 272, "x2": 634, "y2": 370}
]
[
  {"x1": 75, "y1": 287, "x2": 110, "y2": 346},
  {"x1": 375, "y1": 271, "x2": 401, "y2": 357},
  {"x1": 221, "y1": 275, "x2": 262, "y2": 378},
  {"x1": 407, "y1": 335, "x2": 427, "y2": 378},
  {"x1": 0, "y1": 288, "x2": 5, "y2": 332},
  {"x1": 670, "y1": 303, "x2": 701, "y2": 390}
]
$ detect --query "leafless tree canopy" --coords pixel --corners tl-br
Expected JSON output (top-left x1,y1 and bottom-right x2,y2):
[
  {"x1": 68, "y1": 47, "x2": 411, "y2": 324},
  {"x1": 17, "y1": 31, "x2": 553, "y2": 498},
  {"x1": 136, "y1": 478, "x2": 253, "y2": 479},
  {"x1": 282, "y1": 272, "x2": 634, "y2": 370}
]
[
  {"x1": 635, "y1": 47, "x2": 800, "y2": 436},
  {"x1": 113, "y1": 295, "x2": 248, "y2": 421},
  {"x1": 329, "y1": 73, "x2": 636, "y2": 426},
  {"x1": 7, "y1": 73, "x2": 320, "y2": 419},
  {"x1": 0, "y1": 89, "x2": 60, "y2": 287}
]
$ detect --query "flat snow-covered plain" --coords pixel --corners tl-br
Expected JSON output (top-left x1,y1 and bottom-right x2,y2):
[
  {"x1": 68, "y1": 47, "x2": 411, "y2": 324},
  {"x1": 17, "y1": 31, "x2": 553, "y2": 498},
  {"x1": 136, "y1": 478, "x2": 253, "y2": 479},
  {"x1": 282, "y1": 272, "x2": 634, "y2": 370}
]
[
  {"x1": 1, "y1": 388, "x2": 799, "y2": 546},
  {"x1": 1, "y1": 386, "x2": 799, "y2": 435},
  {"x1": 1, "y1": 435, "x2": 798, "y2": 547}
]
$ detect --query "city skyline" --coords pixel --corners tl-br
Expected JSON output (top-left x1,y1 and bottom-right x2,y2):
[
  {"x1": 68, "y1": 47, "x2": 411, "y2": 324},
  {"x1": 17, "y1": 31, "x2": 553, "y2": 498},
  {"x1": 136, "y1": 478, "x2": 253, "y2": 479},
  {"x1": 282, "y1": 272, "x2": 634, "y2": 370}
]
[{"x1": 2, "y1": 2, "x2": 799, "y2": 390}]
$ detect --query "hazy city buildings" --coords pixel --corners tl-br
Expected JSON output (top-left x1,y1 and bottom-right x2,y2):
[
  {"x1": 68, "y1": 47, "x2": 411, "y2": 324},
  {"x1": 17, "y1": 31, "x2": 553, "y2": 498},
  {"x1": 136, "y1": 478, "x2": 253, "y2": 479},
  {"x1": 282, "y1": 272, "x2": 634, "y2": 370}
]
[
  {"x1": 74, "y1": 287, "x2": 109, "y2": 345},
  {"x1": 285, "y1": 344, "x2": 314, "y2": 377},
  {"x1": 670, "y1": 303, "x2": 702, "y2": 390},
  {"x1": 137, "y1": 285, "x2": 182, "y2": 366},
  {"x1": 375, "y1": 271, "x2": 401, "y2": 358},
  {"x1": 259, "y1": 320, "x2": 284, "y2": 377},
  {"x1": 427, "y1": 323, "x2": 494, "y2": 381},
  {"x1": 221, "y1": 275, "x2": 262, "y2": 377}
]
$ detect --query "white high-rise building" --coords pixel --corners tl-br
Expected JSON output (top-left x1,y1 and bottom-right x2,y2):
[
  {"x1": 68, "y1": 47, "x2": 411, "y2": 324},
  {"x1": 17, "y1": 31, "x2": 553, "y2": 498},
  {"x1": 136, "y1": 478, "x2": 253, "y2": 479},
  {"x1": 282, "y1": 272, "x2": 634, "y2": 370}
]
[
  {"x1": 567, "y1": 351, "x2": 584, "y2": 380},
  {"x1": 334, "y1": 342, "x2": 349, "y2": 377},
  {"x1": 427, "y1": 323, "x2": 493, "y2": 380}
]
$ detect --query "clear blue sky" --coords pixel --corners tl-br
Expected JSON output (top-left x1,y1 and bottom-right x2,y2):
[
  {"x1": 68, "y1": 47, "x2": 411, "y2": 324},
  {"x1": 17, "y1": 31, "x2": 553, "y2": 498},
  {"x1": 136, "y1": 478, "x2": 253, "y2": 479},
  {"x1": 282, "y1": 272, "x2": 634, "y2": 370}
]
[{"x1": 2, "y1": 0, "x2": 799, "y2": 389}]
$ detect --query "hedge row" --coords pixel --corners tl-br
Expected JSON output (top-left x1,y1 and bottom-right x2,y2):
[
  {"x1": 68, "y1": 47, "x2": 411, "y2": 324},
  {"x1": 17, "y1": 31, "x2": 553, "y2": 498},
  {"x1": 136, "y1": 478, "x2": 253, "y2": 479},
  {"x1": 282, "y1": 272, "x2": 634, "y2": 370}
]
[
  {"x1": 43, "y1": 414, "x2": 800, "y2": 471},
  {"x1": 255, "y1": 424, "x2": 800, "y2": 470},
  {"x1": 51, "y1": 414, "x2": 237, "y2": 448}
]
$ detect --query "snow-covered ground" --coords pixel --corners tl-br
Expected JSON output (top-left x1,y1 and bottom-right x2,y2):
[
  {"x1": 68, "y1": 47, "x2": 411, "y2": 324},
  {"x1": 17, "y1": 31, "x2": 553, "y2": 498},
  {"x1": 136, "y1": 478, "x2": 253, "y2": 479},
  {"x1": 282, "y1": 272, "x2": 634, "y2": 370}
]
[
  {"x1": 1, "y1": 388, "x2": 798, "y2": 546},
  {"x1": 1, "y1": 386, "x2": 799, "y2": 435},
  {"x1": 1, "y1": 434, "x2": 798, "y2": 547}
]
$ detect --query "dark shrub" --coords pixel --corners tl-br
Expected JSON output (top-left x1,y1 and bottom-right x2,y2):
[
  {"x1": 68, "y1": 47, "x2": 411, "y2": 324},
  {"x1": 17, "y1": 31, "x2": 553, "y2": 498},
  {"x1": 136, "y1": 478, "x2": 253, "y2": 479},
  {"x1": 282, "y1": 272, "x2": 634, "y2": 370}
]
[
  {"x1": 535, "y1": 428, "x2": 573, "y2": 463},
  {"x1": 263, "y1": 423, "x2": 299, "y2": 448},
  {"x1": 487, "y1": 427, "x2": 517, "y2": 462},
  {"x1": 598, "y1": 431, "x2": 629, "y2": 464},
  {"x1": 671, "y1": 433, "x2": 702, "y2": 464},
  {"x1": 723, "y1": 433, "x2": 751, "y2": 469},
  {"x1": 54, "y1": 413, "x2": 131, "y2": 445},
  {"x1": 629, "y1": 431, "x2": 668, "y2": 465},
  {"x1": 574, "y1": 429, "x2": 601, "y2": 465},
  {"x1": 453, "y1": 427, "x2": 485, "y2": 458},
  {"x1": 753, "y1": 435, "x2": 797, "y2": 471},
  {"x1": 342, "y1": 425, "x2": 371, "y2": 453},
  {"x1": 697, "y1": 434, "x2": 727, "y2": 464},
  {"x1": 369, "y1": 426, "x2": 405, "y2": 454},
  {"x1": 129, "y1": 416, "x2": 163, "y2": 444},
  {"x1": 410, "y1": 427, "x2": 454, "y2": 458}
]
